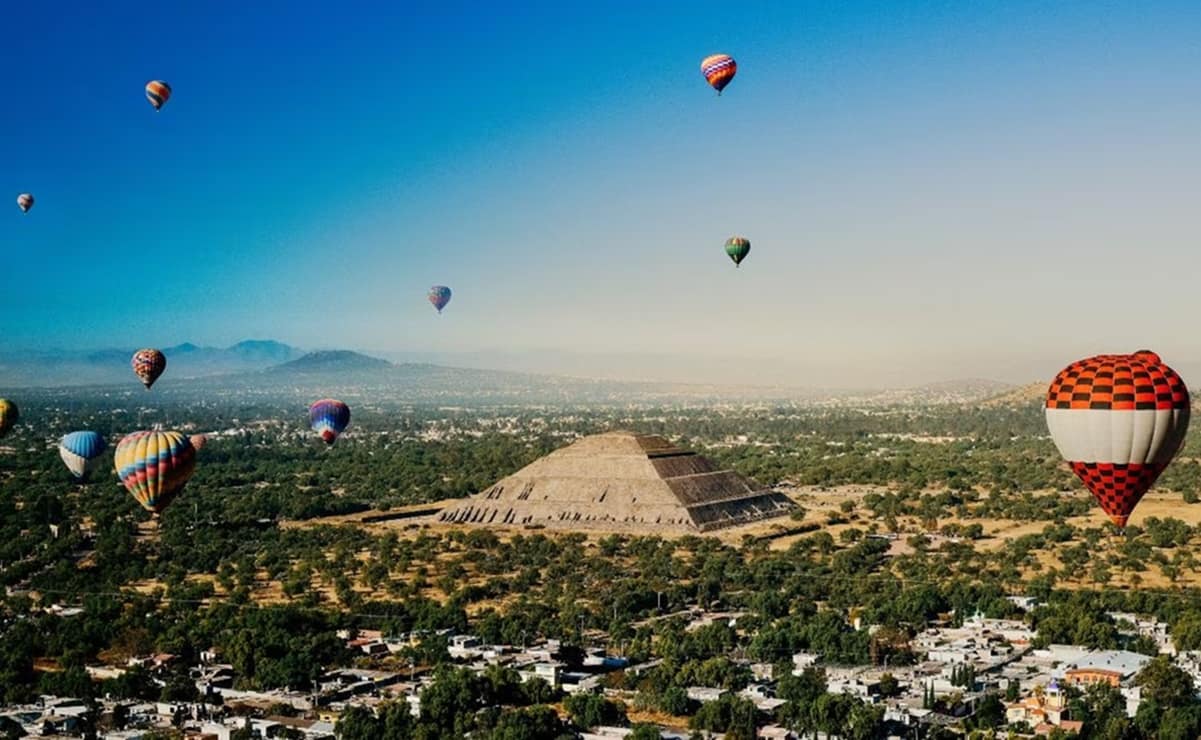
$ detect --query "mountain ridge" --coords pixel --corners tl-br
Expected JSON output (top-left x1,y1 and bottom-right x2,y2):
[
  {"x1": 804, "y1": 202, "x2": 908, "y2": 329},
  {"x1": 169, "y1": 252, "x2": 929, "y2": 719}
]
[{"x1": 2, "y1": 340, "x2": 1015, "y2": 405}]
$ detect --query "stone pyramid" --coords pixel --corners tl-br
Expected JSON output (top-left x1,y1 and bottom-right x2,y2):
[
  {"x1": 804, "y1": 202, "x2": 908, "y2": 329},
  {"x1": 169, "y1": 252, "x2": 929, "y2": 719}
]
[{"x1": 438, "y1": 431, "x2": 795, "y2": 533}]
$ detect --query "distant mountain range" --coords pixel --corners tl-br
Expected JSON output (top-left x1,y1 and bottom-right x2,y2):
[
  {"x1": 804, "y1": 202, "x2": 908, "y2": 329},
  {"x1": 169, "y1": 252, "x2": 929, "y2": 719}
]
[
  {"x1": 271, "y1": 350, "x2": 391, "y2": 374},
  {"x1": 0, "y1": 340, "x2": 1020, "y2": 406},
  {"x1": 0, "y1": 340, "x2": 303, "y2": 387}
]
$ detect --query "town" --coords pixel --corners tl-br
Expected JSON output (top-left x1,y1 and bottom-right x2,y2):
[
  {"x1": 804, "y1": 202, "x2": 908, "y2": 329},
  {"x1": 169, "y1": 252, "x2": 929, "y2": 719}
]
[{"x1": 5, "y1": 596, "x2": 1198, "y2": 739}]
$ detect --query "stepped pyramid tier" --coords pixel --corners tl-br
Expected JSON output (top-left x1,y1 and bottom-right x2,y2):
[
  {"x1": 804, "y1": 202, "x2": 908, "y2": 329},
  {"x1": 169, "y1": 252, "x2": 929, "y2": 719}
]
[{"x1": 438, "y1": 431, "x2": 795, "y2": 533}]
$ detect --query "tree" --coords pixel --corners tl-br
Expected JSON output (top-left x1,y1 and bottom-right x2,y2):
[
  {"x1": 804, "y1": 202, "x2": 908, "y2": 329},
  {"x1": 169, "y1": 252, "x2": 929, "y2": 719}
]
[
  {"x1": 0, "y1": 716, "x2": 26, "y2": 740},
  {"x1": 878, "y1": 673, "x2": 900, "y2": 698},
  {"x1": 1156, "y1": 706, "x2": 1201, "y2": 740},
  {"x1": 776, "y1": 667, "x2": 826, "y2": 734},
  {"x1": 335, "y1": 706, "x2": 379, "y2": 740},
  {"x1": 846, "y1": 701, "x2": 884, "y2": 740},
  {"x1": 1075, "y1": 680, "x2": 1127, "y2": 737},
  {"x1": 419, "y1": 666, "x2": 484, "y2": 737},
  {"x1": 488, "y1": 705, "x2": 571, "y2": 740},
  {"x1": 564, "y1": 693, "x2": 625, "y2": 730},
  {"x1": 811, "y1": 692, "x2": 855, "y2": 737},
  {"x1": 520, "y1": 677, "x2": 557, "y2": 706},
  {"x1": 691, "y1": 694, "x2": 758, "y2": 739},
  {"x1": 629, "y1": 725, "x2": 663, "y2": 740},
  {"x1": 379, "y1": 701, "x2": 416, "y2": 738},
  {"x1": 658, "y1": 686, "x2": 692, "y2": 716},
  {"x1": 1172, "y1": 614, "x2": 1201, "y2": 652},
  {"x1": 1137, "y1": 656, "x2": 1196, "y2": 709},
  {"x1": 968, "y1": 694, "x2": 1005, "y2": 730}
]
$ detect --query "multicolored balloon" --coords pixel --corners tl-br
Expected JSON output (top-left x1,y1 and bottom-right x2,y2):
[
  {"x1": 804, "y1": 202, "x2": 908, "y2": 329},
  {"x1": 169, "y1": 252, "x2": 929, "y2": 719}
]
[
  {"x1": 428, "y1": 285, "x2": 452, "y2": 314},
  {"x1": 131, "y1": 348, "x2": 167, "y2": 389},
  {"x1": 701, "y1": 54, "x2": 737, "y2": 95},
  {"x1": 16, "y1": 194, "x2": 33, "y2": 213},
  {"x1": 115, "y1": 430, "x2": 196, "y2": 514},
  {"x1": 145, "y1": 80, "x2": 172, "y2": 111},
  {"x1": 59, "y1": 431, "x2": 107, "y2": 480},
  {"x1": 725, "y1": 236, "x2": 750, "y2": 267},
  {"x1": 0, "y1": 399, "x2": 18, "y2": 438},
  {"x1": 309, "y1": 399, "x2": 350, "y2": 445},
  {"x1": 1046, "y1": 350, "x2": 1190, "y2": 528}
]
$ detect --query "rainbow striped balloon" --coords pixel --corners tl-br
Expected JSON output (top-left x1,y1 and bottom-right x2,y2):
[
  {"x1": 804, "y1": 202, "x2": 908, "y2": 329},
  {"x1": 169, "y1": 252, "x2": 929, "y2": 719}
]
[
  {"x1": 115, "y1": 430, "x2": 196, "y2": 514},
  {"x1": 145, "y1": 80, "x2": 172, "y2": 111},
  {"x1": 701, "y1": 54, "x2": 737, "y2": 95},
  {"x1": 0, "y1": 399, "x2": 17, "y2": 438}
]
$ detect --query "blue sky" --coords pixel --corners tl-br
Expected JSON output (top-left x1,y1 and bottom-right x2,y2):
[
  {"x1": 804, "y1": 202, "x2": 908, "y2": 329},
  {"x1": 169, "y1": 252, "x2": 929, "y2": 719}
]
[{"x1": 2, "y1": 1, "x2": 1199, "y2": 386}]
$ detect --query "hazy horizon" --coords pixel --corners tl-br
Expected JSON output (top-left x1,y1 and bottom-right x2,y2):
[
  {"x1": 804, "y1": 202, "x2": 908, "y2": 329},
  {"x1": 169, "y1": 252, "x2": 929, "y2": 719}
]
[
  {"x1": 13, "y1": 336, "x2": 1201, "y2": 391},
  {"x1": 3, "y1": 1, "x2": 1199, "y2": 388}
]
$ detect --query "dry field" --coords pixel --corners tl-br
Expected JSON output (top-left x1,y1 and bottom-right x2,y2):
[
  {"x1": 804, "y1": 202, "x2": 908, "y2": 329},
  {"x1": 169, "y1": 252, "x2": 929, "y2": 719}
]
[{"x1": 112, "y1": 482, "x2": 1201, "y2": 611}]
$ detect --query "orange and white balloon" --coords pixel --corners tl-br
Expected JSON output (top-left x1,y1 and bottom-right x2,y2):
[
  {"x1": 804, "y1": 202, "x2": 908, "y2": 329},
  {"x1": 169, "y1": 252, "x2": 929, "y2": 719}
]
[{"x1": 1045, "y1": 350, "x2": 1190, "y2": 527}]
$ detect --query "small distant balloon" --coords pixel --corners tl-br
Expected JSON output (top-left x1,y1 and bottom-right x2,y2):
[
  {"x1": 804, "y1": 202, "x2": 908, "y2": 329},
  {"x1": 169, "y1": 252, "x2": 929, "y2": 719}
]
[
  {"x1": 145, "y1": 80, "x2": 172, "y2": 111},
  {"x1": 428, "y1": 285, "x2": 452, "y2": 314},
  {"x1": 701, "y1": 54, "x2": 737, "y2": 95},
  {"x1": 724, "y1": 236, "x2": 750, "y2": 267},
  {"x1": 131, "y1": 348, "x2": 167, "y2": 389},
  {"x1": 16, "y1": 194, "x2": 33, "y2": 213},
  {"x1": 309, "y1": 399, "x2": 350, "y2": 445},
  {"x1": 189, "y1": 434, "x2": 208, "y2": 451},
  {"x1": 0, "y1": 399, "x2": 18, "y2": 438},
  {"x1": 115, "y1": 430, "x2": 197, "y2": 514},
  {"x1": 59, "y1": 431, "x2": 107, "y2": 480}
]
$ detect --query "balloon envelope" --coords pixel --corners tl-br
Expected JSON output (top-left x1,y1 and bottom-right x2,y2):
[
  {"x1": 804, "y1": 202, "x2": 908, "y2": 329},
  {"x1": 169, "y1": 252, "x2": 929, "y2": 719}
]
[
  {"x1": 1045, "y1": 350, "x2": 1190, "y2": 527},
  {"x1": 115, "y1": 430, "x2": 196, "y2": 514},
  {"x1": 16, "y1": 194, "x2": 33, "y2": 213},
  {"x1": 428, "y1": 285, "x2": 452, "y2": 313},
  {"x1": 145, "y1": 80, "x2": 172, "y2": 111},
  {"x1": 60, "y1": 431, "x2": 107, "y2": 480},
  {"x1": 132, "y1": 349, "x2": 167, "y2": 389},
  {"x1": 724, "y1": 236, "x2": 750, "y2": 267},
  {"x1": 0, "y1": 399, "x2": 17, "y2": 438},
  {"x1": 189, "y1": 434, "x2": 208, "y2": 451},
  {"x1": 309, "y1": 399, "x2": 350, "y2": 445},
  {"x1": 701, "y1": 54, "x2": 737, "y2": 94}
]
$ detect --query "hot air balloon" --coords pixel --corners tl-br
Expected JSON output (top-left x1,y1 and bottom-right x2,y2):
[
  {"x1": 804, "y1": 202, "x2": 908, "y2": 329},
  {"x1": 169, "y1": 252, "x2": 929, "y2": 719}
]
[
  {"x1": 309, "y1": 399, "x2": 350, "y2": 445},
  {"x1": 0, "y1": 399, "x2": 17, "y2": 438},
  {"x1": 701, "y1": 54, "x2": 737, "y2": 95},
  {"x1": 428, "y1": 285, "x2": 452, "y2": 314},
  {"x1": 725, "y1": 236, "x2": 750, "y2": 267},
  {"x1": 16, "y1": 194, "x2": 33, "y2": 213},
  {"x1": 189, "y1": 434, "x2": 208, "y2": 451},
  {"x1": 59, "y1": 431, "x2": 107, "y2": 480},
  {"x1": 1046, "y1": 350, "x2": 1190, "y2": 528},
  {"x1": 131, "y1": 348, "x2": 167, "y2": 389},
  {"x1": 145, "y1": 80, "x2": 172, "y2": 111},
  {"x1": 115, "y1": 430, "x2": 196, "y2": 514}
]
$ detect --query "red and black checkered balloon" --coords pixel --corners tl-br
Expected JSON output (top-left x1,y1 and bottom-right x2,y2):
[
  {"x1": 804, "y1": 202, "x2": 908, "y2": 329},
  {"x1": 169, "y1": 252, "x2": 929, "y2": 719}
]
[{"x1": 1045, "y1": 350, "x2": 1190, "y2": 527}]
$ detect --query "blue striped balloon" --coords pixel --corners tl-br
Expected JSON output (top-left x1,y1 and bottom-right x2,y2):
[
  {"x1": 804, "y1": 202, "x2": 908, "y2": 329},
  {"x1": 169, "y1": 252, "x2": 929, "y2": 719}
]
[
  {"x1": 59, "y1": 431, "x2": 107, "y2": 480},
  {"x1": 309, "y1": 399, "x2": 350, "y2": 445}
]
